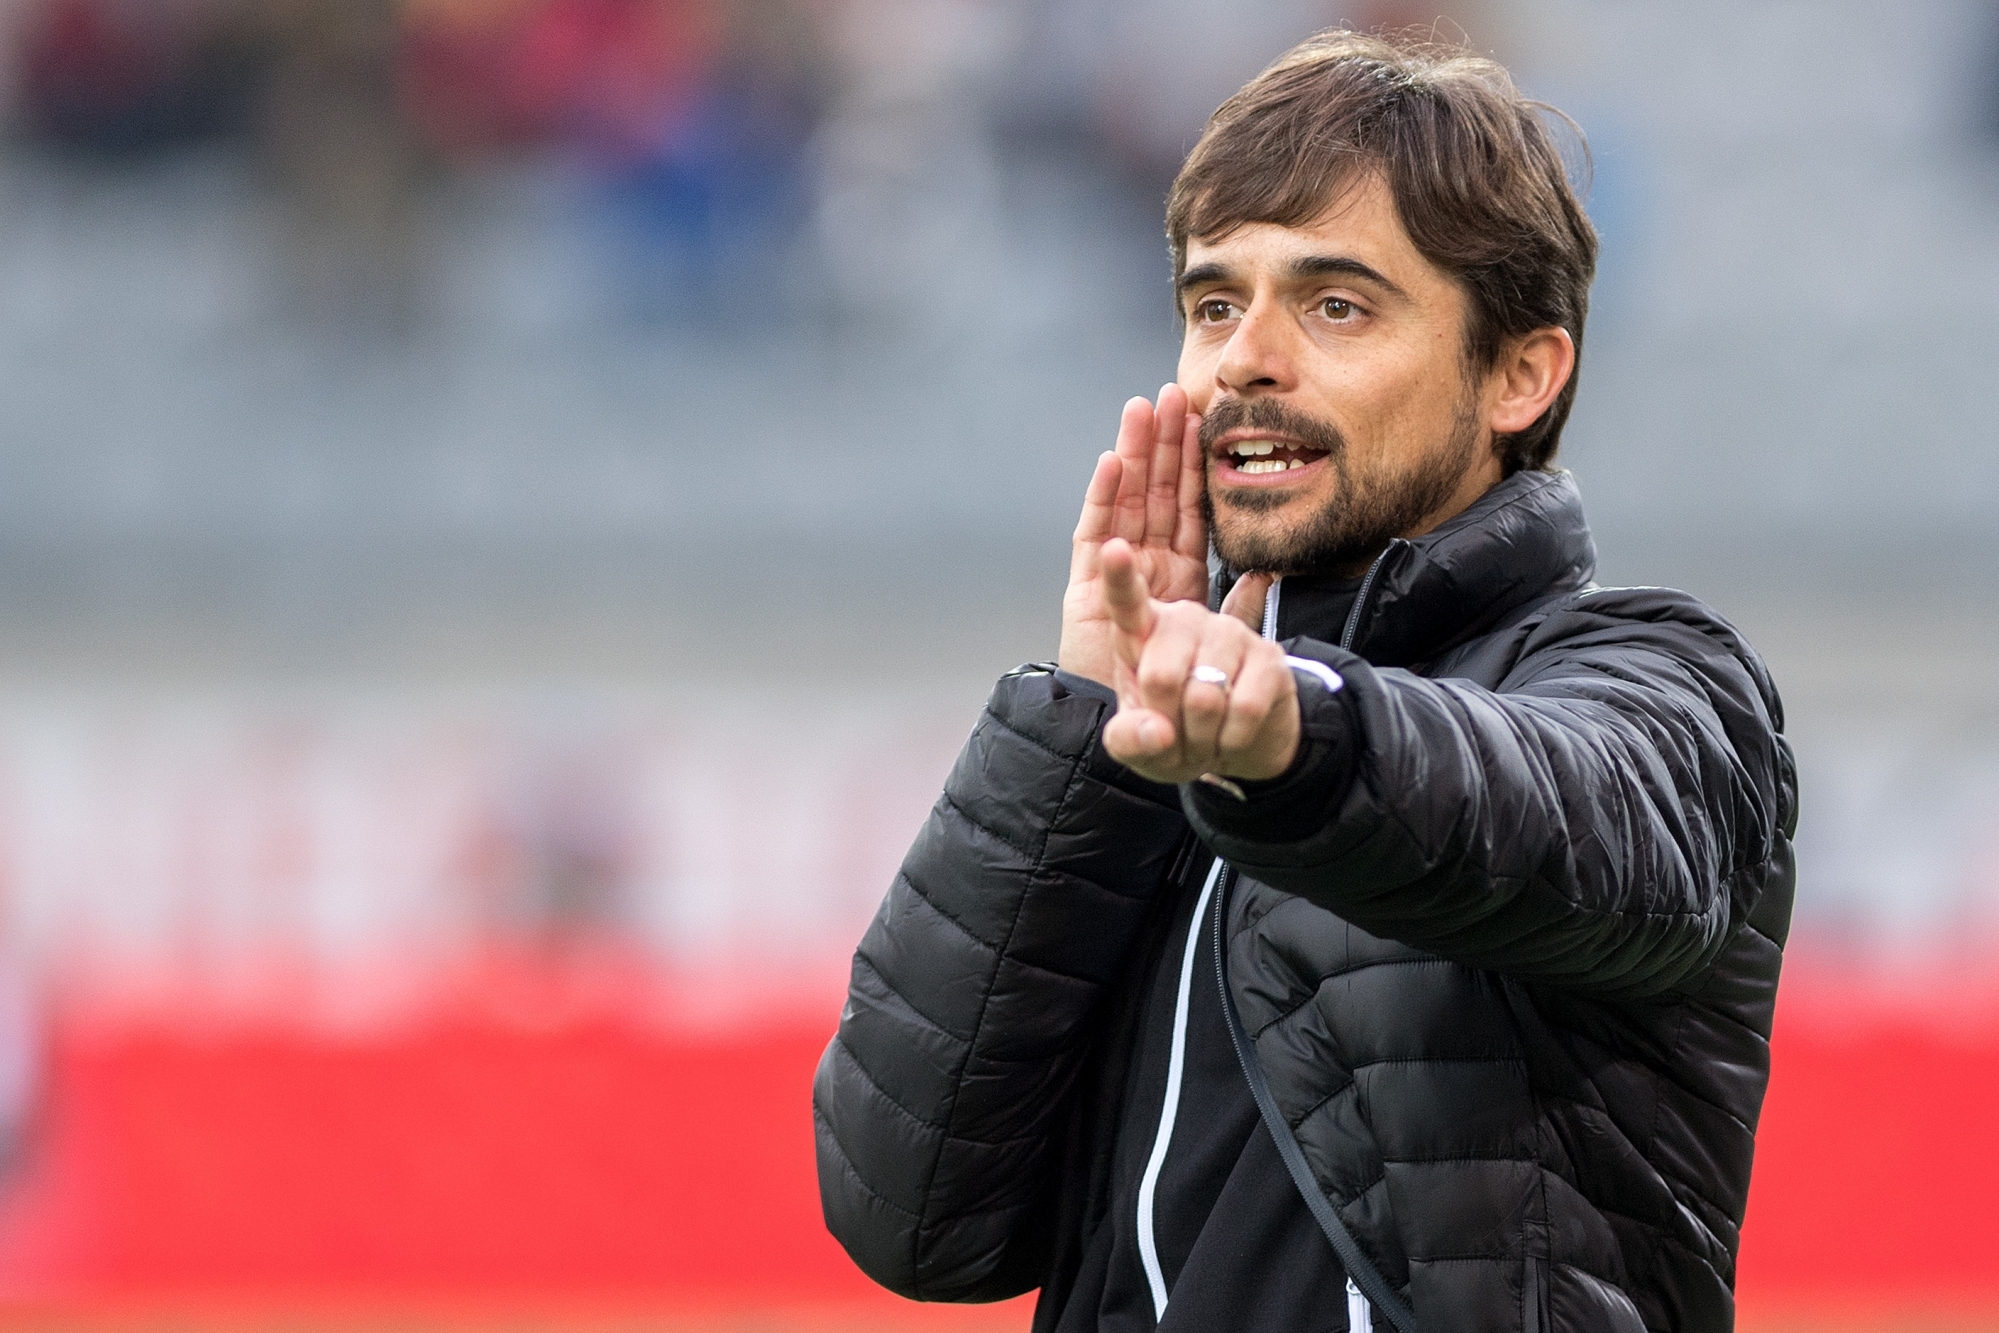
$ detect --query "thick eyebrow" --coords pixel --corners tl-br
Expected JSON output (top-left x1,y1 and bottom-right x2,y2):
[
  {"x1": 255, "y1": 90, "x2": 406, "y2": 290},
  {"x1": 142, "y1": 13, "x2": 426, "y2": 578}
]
[
  {"x1": 1175, "y1": 261, "x2": 1235, "y2": 301},
  {"x1": 1175, "y1": 254, "x2": 1409, "y2": 307},
  {"x1": 1289, "y1": 254, "x2": 1408, "y2": 301}
]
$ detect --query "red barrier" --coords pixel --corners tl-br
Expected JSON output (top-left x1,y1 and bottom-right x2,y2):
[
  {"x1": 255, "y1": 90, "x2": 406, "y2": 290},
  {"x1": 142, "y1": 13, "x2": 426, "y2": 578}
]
[
  {"x1": 0, "y1": 964, "x2": 1987, "y2": 1328},
  {"x1": 1737, "y1": 969, "x2": 1999, "y2": 1325}
]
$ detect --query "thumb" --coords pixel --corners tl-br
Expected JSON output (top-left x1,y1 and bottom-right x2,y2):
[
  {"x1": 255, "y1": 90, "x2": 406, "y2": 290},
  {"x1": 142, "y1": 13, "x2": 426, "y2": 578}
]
[{"x1": 1221, "y1": 571, "x2": 1275, "y2": 632}]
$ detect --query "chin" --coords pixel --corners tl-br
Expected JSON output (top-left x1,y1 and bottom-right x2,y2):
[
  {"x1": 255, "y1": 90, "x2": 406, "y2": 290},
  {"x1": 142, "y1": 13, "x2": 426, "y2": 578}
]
[{"x1": 1211, "y1": 513, "x2": 1314, "y2": 575}]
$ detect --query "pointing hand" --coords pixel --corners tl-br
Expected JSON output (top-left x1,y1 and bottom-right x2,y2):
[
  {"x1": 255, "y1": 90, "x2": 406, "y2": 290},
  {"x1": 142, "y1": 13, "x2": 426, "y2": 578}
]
[{"x1": 1096, "y1": 540, "x2": 1299, "y2": 785}]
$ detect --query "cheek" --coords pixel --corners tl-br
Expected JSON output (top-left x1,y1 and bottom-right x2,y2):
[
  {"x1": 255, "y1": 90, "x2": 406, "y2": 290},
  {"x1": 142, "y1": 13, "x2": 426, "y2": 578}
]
[
  {"x1": 1342, "y1": 350, "x2": 1461, "y2": 452},
  {"x1": 1176, "y1": 342, "x2": 1216, "y2": 410}
]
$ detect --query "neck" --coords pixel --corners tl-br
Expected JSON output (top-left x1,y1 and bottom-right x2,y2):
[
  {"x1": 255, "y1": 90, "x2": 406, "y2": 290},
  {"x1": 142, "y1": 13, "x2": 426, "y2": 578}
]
[{"x1": 1403, "y1": 450, "x2": 1507, "y2": 544}]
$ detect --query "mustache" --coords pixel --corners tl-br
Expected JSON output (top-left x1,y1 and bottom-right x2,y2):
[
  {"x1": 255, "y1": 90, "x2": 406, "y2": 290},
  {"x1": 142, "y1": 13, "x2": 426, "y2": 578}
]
[{"x1": 1196, "y1": 396, "x2": 1346, "y2": 456}]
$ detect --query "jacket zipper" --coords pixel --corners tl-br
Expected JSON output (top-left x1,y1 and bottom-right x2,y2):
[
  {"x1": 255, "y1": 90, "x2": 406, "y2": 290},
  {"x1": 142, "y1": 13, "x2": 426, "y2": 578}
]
[
  {"x1": 1339, "y1": 543, "x2": 1396, "y2": 652},
  {"x1": 1284, "y1": 567, "x2": 1384, "y2": 1332}
]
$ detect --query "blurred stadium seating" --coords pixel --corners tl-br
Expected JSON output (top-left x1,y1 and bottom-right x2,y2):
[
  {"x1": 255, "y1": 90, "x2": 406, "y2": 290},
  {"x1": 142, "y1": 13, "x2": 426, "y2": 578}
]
[{"x1": 0, "y1": 0, "x2": 1993, "y2": 1328}]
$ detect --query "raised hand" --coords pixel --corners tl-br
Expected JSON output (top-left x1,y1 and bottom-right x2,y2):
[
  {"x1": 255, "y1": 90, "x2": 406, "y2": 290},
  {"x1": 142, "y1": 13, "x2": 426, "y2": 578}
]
[
  {"x1": 1057, "y1": 384, "x2": 1210, "y2": 687},
  {"x1": 1096, "y1": 540, "x2": 1298, "y2": 785}
]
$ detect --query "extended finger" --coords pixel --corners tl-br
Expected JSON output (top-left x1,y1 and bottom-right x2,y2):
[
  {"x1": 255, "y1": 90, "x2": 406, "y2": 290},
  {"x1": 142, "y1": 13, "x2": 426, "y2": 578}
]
[
  {"x1": 1180, "y1": 617, "x2": 1250, "y2": 765},
  {"x1": 1069, "y1": 451, "x2": 1122, "y2": 583},
  {"x1": 1112, "y1": 396, "x2": 1154, "y2": 544},
  {"x1": 1145, "y1": 383, "x2": 1187, "y2": 546},
  {"x1": 1100, "y1": 539, "x2": 1156, "y2": 660},
  {"x1": 1174, "y1": 408, "x2": 1208, "y2": 563},
  {"x1": 1135, "y1": 604, "x2": 1205, "y2": 747}
]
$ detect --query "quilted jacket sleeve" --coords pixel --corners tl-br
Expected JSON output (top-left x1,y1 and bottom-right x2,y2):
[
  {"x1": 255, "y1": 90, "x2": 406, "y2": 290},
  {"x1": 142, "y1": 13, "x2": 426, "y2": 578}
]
[
  {"x1": 813, "y1": 666, "x2": 1188, "y2": 1301},
  {"x1": 1186, "y1": 589, "x2": 1797, "y2": 999}
]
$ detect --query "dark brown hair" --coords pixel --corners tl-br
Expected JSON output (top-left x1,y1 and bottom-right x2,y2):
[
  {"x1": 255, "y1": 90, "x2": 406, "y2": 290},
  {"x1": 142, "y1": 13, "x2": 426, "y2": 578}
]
[{"x1": 1166, "y1": 30, "x2": 1598, "y2": 472}]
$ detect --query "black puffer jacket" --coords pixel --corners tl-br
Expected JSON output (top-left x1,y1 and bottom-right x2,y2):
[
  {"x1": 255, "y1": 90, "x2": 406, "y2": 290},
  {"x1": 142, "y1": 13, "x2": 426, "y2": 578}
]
[{"x1": 814, "y1": 470, "x2": 1797, "y2": 1332}]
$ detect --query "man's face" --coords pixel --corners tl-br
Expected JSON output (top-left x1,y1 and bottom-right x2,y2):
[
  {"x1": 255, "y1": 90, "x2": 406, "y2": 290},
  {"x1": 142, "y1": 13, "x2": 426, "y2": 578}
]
[{"x1": 1176, "y1": 173, "x2": 1505, "y2": 576}]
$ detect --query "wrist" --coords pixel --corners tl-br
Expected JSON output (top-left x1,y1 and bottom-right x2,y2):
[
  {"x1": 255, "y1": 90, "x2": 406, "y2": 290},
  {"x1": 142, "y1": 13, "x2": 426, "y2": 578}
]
[
  {"x1": 1229, "y1": 711, "x2": 1301, "y2": 781},
  {"x1": 1054, "y1": 651, "x2": 1112, "y2": 690},
  {"x1": 1056, "y1": 622, "x2": 1113, "y2": 688},
  {"x1": 1183, "y1": 671, "x2": 1359, "y2": 843}
]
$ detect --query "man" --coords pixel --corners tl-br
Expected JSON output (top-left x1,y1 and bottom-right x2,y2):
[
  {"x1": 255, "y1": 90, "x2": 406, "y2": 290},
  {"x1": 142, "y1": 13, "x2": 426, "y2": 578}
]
[{"x1": 814, "y1": 30, "x2": 1794, "y2": 1333}]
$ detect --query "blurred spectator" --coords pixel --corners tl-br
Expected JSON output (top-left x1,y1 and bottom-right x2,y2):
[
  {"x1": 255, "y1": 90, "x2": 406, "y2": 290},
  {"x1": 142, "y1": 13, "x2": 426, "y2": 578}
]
[
  {"x1": 1076, "y1": 2, "x2": 1509, "y2": 179},
  {"x1": 1087, "y1": 0, "x2": 1339, "y2": 176},
  {"x1": 16, "y1": 0, "x2": 259, "y2": 154},
  {"x1": 401, "y1": 0, "x2": 723, "y2": 159},
  {"x1": 479, "y1": 738, "x2": 642, "y2": 948},
  {"x1": 810, "y1": 0, "x2": 1012, "y2": 330},
  {"x1": 402, "y1": 0, "x2": 828, "y2": 319},
  {"x1": 0, "y1": 958, "x2": 39, "y2": 1181},
  {"x1": 252, "y1": 0, "x2": 435, "y2": 326},
  {"x1": 14, "y1": 0, "x2": 831, "y2": 328},
  {"x1": 589, "y1": 0, "x2": 830, "y2": 319}
]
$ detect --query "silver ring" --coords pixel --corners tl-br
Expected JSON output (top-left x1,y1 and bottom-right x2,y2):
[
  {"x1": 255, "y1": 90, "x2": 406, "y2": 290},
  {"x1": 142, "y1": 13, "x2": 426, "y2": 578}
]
[{"x1": 1190, "y1": 664, "x2": 1231, "y2": 692}]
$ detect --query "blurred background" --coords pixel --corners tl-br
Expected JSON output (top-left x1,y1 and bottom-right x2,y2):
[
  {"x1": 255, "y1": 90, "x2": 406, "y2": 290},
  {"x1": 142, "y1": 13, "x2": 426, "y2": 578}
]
[{"x1": 0, "y1": 0, "x2": 1987, "y2": 1328}]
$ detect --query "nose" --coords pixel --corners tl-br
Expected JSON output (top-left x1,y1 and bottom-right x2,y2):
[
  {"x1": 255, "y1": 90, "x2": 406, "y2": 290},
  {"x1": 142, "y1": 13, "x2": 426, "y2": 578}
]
[{"x1": 1213, "y1": 301, "x2": 1298, "y2": 397}]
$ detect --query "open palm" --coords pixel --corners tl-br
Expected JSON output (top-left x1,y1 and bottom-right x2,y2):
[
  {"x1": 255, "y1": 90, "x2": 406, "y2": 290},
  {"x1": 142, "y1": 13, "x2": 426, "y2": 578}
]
[{"x1": 1058, "y1": 384, "x2": 1210, "y2": 687}]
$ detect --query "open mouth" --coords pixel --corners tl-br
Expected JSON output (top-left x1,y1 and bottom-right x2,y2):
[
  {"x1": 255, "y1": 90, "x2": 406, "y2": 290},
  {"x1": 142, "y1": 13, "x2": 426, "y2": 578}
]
[{"x1": 1218, "y1": 438, "x2": 1331, "y2": 477}]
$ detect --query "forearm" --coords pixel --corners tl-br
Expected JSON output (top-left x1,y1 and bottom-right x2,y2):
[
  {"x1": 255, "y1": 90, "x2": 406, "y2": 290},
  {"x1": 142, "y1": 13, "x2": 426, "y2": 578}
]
[{"x1": 1183, "y1": 639, "x2": 1779, "y2": 997}]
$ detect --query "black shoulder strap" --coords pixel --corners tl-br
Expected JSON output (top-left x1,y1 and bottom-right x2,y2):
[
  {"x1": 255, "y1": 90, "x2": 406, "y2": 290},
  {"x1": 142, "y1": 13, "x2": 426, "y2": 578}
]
[{"x1": 1213, "y1": 866, "x2": 1419, "y2": 1332}]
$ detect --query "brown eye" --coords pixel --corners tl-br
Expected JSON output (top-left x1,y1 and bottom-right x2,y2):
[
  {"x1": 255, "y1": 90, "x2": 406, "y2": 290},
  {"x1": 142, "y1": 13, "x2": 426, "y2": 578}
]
[
  {"x1": 1322, "y1": 298, "x2": 1355, "y2": 320},
  {"x1": 1197, "y1": 299, "x2": 1236, "y2": 323}
]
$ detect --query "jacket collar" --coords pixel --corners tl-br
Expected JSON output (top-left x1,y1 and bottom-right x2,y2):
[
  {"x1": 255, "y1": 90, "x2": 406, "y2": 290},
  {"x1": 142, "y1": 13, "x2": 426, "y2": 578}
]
[{"x1": 1267, "y1": 469, "x2": 1598, "y2": 668}]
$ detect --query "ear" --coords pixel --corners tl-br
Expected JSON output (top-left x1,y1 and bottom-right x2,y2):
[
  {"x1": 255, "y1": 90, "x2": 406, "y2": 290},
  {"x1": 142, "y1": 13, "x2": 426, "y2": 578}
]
[{"x1": 1485, "y1": 327, "x2": 1576, "y2": 438}]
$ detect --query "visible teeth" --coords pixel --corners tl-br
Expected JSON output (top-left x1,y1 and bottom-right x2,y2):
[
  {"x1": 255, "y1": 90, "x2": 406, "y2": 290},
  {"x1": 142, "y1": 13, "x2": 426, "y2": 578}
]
[
  {"x1": 1233, "y1": 455, "x2": 1319, "y2": 475},
  {"x1": 1229, "y1": 440, "x2": 1276, "y2": 456}
]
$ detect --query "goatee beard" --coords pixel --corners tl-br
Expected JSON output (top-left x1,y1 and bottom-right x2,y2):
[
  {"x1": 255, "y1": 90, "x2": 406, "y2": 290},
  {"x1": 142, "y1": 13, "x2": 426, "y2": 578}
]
[{"x1": 1200, "y1": 395, "x2": 1482, "y2": 577}]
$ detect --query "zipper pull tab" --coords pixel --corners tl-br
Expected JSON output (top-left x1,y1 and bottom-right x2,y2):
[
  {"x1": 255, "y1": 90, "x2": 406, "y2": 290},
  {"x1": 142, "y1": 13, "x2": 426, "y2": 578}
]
[{"x1": 1347, "y1": 1276, "x2": 1373, "y2": 1332}]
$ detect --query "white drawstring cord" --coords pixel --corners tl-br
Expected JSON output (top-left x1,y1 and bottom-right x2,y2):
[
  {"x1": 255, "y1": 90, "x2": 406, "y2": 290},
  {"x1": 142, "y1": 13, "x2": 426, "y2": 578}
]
[
  {"x1": 1136, "y1": 572, "x2": 1355, "y2": 1326},
  {"x1": 1349, "y1": 1276, "x2": 1374, "y2": 1331},
  {"x1": 1135, "y1": 858, "x2": 1225, "y2": 1321}
]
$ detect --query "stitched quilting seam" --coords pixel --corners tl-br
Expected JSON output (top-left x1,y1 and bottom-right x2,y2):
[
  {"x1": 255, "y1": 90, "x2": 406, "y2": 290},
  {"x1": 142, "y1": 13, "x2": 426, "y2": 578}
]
[
  {"x1": 910, "y1": 742, "x2": 1090, "y2": 1275},
  {"x1": 980, "y1": 709, "x2": 1089, "y2": 768},
  {"x1": 984, "y1": 708, "x2": 1176, "y2": 807},
  {"x1": 1250, "y1": 955, "x2": 1455, "y2": 1038},
  {"x1": 895, "y1": 867, "x2": 1006, "y2": 955},
  {"x1": 831, "y1": 1032, "x2": 949, "y2": 1134},
  {"x1": 938, "y1": 789, "x2": 1042, "y2": 865},
  {"x1": 815, "y1": 1104, "x2": 923, "y2": 1221},
  {"x1": 1351, "y1": 696, "x2": 1741, "y2": 923},
  {"x1": 1345, "y1": 1054, "x2": 1528, "y2": 1071},
  {"x1": 851, "y1": 949, "x2": 973, "y2": 1048},
  {"x1": 1287, "y1": 1077, "x2": 1355, "y2": 1128}
]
